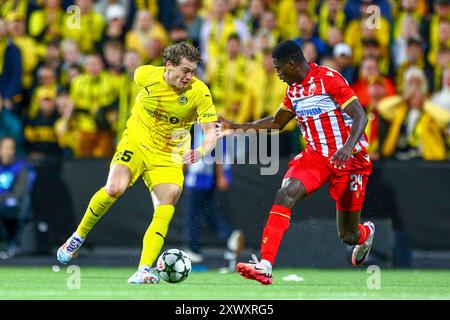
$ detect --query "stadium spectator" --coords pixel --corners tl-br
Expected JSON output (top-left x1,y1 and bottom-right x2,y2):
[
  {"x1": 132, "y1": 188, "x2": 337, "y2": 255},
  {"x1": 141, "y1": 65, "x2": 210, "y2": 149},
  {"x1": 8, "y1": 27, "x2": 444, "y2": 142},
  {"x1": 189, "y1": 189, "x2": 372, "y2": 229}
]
[
  {"x1": 422, "y1": 0, "x2": 450, "y2": 67},
  {"x1": 252, "y1": 10, "x2": 281, "y2": 54},
  {"x1": 361, "y1": 38, "x2": 390, "y2": 76},
  {"x1": 436, "y1": 46, "x2": 450, "y2": 90},
  {"x1": 28, "y1": 0, "x2": 65, "y2": 57},
  {"x1": 116, "y1": 50, "x2": 141, "y2": 142},
  {"x1": 276, "y1": 0, "x2": 318, "y2": 40},
  {"x1": 392, "y1": 13, "x2": 421, "y2": 68},
  {"x1": 432, "y1": 67, "x2": 450, "y2": 155},
  {"x1": 239, "y1": 48, "x2": 288, "y2": 123},
  {"x1": 60, "y1": 39, "x2": 84, "y2": 89},
  {"x1": 351, "y1": 57, "x2": 396, "y2": 109},
  {"x1": 319, "y1": 55, "x2": 339, "y2": 70},
  {"x1": 344, "y1": 0, "x2": 393, "y2": 23},
  {"x1": 176, "y1": 0, "x2": 204, "y2": 48},
  {"x1": 240, "y1": 48, "x2": 299, "y2": 155},
  {"x1": 324, "y1": 26, "x2": 344, "y2": 52},
  {"x1": 199, "y1": 0, "x2": 249, "y2": 64},
  {"x1": 98, "y1": 4, "x2": 128, "y2": 48},
  {"x1": 183, "y1": 124, "x2": 245, "y2": 270},
  {"x1": 28, "y1": 65, "x2": 59, "y2": 119},
  {"x1": 7, "y1": 11, "x2": 39, "y2": 106},
  {"x1": 0, "y1": 1, "x2": 28, "y2": 19},
  {"x1": 94, "y1": 0, "x2": 131, "y2": 21},
  {"x1": 242, "y1": 0, "x2": 265, "y2": 36},
  {"x1": 376, "y1": 67, "x2": 450, "y2": 160},
  {"x1": 0, "y1": 17, "x2": 22, "y2": 116},
  {"x1": 207, "y1": 34, "x2": 247, "y2": 121},
  {"x1": 317, "y1": 0, "x2": 346, "y2": 42},
  {"x1": 301, "y1": 41, "x2": 319, "y2": 63},
  {"x1": 431, "y1": 68, "x2": 450, "y2": 111},
  {"x1": 70, "y1": 54, "x2": 118, "y2": 158},
  {"x1": 428, "y1": 19, "x2": 450, "y2": 67},
  {"x1": 344, "y1": 0, "x2": 390, "y2": 67},
  {"x1": 134, "y1": 0, "x2": 159, "y2": 19},
  {"x1": 0, "y1": 104, "x2": 23, "y2": 156},
  {"x1": 39, "y1": 39, "x2": 63, "y2": 77},
  {"x1": 102, "y1": 40, "x2": 124, "y2": 79},
  {"x1": 396, "y1": 35, "x2": 434, "y2": 92},
  {"x1": 0, "y1": 136, "x2": 28, "y2": 259},
  {"x1": 125, "y1": 10, "x2": 169, "y2": 62},
  {"x1": 365, "y1": 77, "x2": 388, "y2": 160},
  {"x1": 168, "y1": 23, "x2": 189, "y2": 44},
  {"x1": 23, "y1": 87, "x2": 62, "y2": 159},
  {"x1": 63, "y1": 0, "x2": 106, "y2": 54},
  {"x1": 143, "y1": 37, "x2": 164, "y2": 65},
  {"x1": 392, "y1": 0, "x2": 424, "y2": 46},
  {"x1": 333, "y1": 42, "x2": 356, "y2": 84},
  {"x1": 294, "y1": 13, "x2": 328, "y2": 58},
  {"x1": 54, "y1": 90, "x2": 78, "y2": 157},
  {"x1": 154, "y1": 0, "x2": 183, "y2": 31}
]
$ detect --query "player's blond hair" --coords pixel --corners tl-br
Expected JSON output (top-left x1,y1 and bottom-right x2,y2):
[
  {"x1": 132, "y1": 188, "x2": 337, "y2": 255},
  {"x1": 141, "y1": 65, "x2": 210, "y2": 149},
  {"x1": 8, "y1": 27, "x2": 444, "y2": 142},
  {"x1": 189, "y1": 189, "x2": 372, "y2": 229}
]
[{"x1": 162, "y1": 41, "x2": 201, "y2": 66}]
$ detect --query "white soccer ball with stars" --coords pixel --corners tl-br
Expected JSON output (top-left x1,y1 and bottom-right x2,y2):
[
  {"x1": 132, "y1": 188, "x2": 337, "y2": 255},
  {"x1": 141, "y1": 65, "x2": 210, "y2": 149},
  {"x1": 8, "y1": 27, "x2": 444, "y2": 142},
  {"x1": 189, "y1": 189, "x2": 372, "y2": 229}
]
[{"x1": 156, "y1": 249, "x2": 192, "y2": 283}]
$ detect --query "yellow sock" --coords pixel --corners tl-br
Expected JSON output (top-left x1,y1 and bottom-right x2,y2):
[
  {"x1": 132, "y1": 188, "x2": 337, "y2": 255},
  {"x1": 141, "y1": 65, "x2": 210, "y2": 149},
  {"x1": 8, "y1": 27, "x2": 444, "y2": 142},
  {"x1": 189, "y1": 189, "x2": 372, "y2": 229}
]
[
  {"x1": 76, "y1": 188, "x2": 117, "y2": 238},
  {"x1": 139, "y1": 204, "x2": 175, "y2": 267}
]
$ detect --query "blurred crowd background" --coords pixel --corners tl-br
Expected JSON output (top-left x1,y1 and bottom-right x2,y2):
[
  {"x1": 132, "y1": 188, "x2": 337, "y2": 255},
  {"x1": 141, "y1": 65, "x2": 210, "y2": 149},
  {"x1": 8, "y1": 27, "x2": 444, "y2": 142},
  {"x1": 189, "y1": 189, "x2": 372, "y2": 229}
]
[{"x1": 0, "y1": 0, "x2": 450, "y2": 162}]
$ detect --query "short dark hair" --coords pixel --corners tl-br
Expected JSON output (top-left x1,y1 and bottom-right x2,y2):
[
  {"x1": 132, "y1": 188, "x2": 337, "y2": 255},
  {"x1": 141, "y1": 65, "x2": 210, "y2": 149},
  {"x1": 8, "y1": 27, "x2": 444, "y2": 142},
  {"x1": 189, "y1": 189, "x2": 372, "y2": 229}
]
[
  {"x1": 162, "y1": 41, "x2": 201, "y2": 66},
  {"x1": 272, "y1": 40, "x2": 305, "y2": 63},
  {"x1": 227, "y1": 33, "x2": 241, "y2": 43}
]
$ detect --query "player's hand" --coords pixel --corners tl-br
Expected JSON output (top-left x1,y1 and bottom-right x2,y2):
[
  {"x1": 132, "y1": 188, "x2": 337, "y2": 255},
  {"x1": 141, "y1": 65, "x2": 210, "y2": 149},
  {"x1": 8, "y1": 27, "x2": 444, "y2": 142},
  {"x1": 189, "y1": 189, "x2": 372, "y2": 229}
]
[
  {"x1": 182, "y1": 149, "x2": 202, "y2": 164},
  {"x1": 217, "y1": 115, "x2": 235, "y2": 138},
  {"x1": 330, "y1": 144, "x2": 353, "y2": 169}
]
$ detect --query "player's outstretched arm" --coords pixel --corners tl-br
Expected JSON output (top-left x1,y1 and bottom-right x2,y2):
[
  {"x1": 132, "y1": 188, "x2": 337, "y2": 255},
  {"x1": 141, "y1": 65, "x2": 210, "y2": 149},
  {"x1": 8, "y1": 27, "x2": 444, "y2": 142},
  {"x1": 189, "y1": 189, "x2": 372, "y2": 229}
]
[
  {"x1": 218, "y1": 107, "x2": 295, "y2": 136},
  {"x1": 182, "y1": 121, "x2": 217, "y2": 164},
  {"x1": 330, "y1": 99, "x2": 368, "y2": 169}
]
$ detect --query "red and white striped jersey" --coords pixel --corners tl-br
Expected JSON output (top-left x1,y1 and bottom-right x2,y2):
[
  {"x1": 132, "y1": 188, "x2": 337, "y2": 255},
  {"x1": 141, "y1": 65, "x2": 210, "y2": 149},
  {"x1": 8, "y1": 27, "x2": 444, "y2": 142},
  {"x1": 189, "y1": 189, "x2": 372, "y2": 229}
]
[{"x1": 281, "y1": 63, "x2": 369, "y2": 159}]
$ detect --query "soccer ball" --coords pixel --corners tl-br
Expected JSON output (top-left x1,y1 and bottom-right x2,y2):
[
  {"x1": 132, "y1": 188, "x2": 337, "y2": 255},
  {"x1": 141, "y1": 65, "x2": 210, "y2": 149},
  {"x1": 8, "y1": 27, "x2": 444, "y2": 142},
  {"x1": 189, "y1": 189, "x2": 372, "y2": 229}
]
[{"x1": 156, "y1": 249, "x2": 192, "y2": 283}]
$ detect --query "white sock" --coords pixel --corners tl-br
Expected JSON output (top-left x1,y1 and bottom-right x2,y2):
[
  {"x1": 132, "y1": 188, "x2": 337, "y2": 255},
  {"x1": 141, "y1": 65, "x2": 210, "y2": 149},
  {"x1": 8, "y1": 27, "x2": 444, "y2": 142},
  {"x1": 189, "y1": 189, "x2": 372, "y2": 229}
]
[
  {"x1": 72, "y1": 232, "x2": 85, "y2": 243},
  {"x1": 260, "y1": 259, "x2": 272, "y2": 271}
]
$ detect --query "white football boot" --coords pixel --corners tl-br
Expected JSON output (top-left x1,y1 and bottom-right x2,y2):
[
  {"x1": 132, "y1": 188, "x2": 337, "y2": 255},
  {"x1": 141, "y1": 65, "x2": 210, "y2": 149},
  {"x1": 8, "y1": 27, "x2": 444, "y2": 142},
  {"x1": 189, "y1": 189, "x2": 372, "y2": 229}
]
[
  {"x1": 236, "y1": 254, "x2": 273, "y2": 285},
  {"x1": 127, "y1": 266, "x2": 160, "y2": 284},
  {"x1": 352, "y1": 221, "x2": 376, "y2": 266},
  {"x1": 57, "y1": 232, "x2": 84, "y2": 264}
]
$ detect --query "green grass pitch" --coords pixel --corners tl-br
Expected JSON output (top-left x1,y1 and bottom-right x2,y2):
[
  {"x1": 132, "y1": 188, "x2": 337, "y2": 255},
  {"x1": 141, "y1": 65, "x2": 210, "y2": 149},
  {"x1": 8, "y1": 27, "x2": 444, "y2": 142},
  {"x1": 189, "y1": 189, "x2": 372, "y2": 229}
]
[{"x1": 0, "y1": 266, "x2": 449, "y2": 300}]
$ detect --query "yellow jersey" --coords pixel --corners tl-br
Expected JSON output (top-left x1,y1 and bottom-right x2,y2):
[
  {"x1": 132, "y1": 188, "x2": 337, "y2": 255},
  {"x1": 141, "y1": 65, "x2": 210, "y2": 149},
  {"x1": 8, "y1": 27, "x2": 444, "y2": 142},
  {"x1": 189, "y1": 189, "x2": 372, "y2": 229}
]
[{"x1": 124, "y1": 65, "x2": 217, "y2": 155}]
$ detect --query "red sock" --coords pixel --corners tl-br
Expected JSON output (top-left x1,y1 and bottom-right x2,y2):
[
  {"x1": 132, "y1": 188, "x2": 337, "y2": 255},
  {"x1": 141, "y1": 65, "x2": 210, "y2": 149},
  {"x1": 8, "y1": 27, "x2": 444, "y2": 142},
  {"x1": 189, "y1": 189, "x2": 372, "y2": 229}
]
[
  {"x1": 260, "y1": 204, "x2": 291, "y2": 265},
  {"x1": 357, "y1": 224, "x2": 371, "y2": 244}
]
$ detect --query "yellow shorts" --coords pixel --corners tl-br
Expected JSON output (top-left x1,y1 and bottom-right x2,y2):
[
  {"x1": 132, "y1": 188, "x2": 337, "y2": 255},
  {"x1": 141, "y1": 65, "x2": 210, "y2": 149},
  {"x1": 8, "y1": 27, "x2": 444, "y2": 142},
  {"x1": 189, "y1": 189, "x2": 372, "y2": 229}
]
[{"x1": 111, "y1": 134, "x2": 184, "y2": 191}]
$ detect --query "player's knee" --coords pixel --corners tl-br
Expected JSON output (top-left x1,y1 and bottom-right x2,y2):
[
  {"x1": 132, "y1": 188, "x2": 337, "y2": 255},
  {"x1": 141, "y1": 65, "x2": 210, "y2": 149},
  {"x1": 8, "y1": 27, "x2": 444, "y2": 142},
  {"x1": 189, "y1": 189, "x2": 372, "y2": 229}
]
[
  {"x1": 339, "y1": 230, "x2": 359, "y2": 246},
  {"x1": 105, "y1": 182, "x2": 127, "y2": 198},
  {"x1": 274, "y1": 187, "x2": 300, "y2": 208},
  {"x1": 158, "y1": 191, "x2": 180, "y2": 205}
]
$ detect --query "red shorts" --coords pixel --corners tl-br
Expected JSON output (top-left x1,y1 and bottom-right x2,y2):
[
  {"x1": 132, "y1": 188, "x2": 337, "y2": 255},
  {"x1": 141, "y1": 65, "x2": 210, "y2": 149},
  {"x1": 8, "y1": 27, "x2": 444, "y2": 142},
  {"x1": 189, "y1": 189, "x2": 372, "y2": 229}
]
[{"x1": 284, "y1": 148, "x2": 372, "y2": 212}]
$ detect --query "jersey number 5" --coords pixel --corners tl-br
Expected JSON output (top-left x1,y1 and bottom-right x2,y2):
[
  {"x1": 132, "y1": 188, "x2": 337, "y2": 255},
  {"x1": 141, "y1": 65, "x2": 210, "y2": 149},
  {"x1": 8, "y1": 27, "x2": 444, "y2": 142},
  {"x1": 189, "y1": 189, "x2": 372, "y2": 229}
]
[{"x1": 116, "y1": 150, "x2": 134, "y2": 162}]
